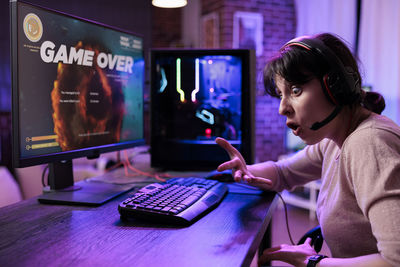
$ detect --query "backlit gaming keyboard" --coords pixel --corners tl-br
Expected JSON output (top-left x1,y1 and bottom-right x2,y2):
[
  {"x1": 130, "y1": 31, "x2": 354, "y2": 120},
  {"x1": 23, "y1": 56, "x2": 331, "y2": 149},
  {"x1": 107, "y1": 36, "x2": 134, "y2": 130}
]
[{"x1": 118, "y1": 177, "x2": 228, "y2": 225}]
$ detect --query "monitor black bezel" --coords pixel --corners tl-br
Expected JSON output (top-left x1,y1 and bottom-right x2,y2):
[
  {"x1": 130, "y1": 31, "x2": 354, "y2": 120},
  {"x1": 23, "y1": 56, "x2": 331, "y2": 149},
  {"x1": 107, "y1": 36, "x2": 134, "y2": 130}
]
[
  {"x1": 10, "y1": 0, "x2": 145, "y2": 168},
  {"x1": 149, "y1": 48, "x2": 255, "y2": 170}
]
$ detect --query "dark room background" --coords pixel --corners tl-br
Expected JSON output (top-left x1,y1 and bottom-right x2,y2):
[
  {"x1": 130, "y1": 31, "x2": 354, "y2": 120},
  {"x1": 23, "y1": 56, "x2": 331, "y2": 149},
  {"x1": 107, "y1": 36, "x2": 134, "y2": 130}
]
[{"x1": 0, "y1": 0, "x2": 297, "y2": 172}]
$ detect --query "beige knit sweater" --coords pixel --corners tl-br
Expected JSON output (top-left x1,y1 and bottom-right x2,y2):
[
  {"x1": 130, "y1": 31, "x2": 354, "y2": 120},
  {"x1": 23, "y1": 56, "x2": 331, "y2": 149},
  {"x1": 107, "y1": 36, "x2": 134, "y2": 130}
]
[{"x1": 274, "y1": 113, "x2": 400, "y2": 266}]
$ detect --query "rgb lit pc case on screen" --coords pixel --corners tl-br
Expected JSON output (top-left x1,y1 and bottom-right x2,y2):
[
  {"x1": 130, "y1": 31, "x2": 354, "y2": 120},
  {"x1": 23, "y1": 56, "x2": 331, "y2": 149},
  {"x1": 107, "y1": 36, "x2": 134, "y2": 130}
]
[
  {"x1": 10, "y1": 1, "x2": 145, "y2": 205},
  {"x1": 150, "y1": 49, "x2": 255, "y2": 170}
]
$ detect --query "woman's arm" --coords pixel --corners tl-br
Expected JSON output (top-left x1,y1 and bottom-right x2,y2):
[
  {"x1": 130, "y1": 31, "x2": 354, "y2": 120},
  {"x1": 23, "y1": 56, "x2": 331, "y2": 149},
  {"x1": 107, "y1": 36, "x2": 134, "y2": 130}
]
[{"x1": 216, "y1": 137, "x2": 325, "y2": 191}]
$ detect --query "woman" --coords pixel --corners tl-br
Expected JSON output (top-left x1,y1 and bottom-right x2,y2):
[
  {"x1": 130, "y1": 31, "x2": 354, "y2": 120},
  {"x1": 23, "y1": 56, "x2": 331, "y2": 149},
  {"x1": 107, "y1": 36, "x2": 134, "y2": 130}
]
[{"x1": 216, "y1": 33, "x2": 400, "y2": 267}]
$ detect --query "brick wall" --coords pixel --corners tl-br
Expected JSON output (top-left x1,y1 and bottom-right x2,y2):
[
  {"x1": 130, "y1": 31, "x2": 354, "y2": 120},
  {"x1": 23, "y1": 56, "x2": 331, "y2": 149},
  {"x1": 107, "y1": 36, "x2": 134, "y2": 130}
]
[
  {"x1": 202, "y1": 0, "x2": 297, "y2": 162},
  {"x1": 151, "y1": 7, "x2": 182, "y2": 48},
  {"x1": 152, "y1": 0, "x2": 296, "y2": 162}
]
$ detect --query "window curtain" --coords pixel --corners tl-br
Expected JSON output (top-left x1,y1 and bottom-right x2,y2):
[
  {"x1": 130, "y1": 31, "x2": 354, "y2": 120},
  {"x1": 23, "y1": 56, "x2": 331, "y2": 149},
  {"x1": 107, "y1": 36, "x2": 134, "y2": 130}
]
[
  {"x1": 295, "y1": 0, "x2": 357, "y2": 50},
  {"x1": 358, "y1": 0, "x2": 400, "y2": 124}
]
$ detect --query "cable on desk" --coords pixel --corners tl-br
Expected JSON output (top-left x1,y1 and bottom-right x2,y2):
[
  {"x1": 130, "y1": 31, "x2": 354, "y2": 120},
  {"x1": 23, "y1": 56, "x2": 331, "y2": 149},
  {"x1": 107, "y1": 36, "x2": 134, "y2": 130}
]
[
  {"x1": 41, "y1": 165, "x2": 49, "y2": 187},
  {"x1": 105, "y1": 159, "x2": 141, "y2": 178},
  {"x1": 123, "y1": 150, "x2": 171, "y2": 182},
  {"x1": 276, "y1": 191, "x2": 295, "y2": 245},
  {"x1": 40, "y1": 148, "x2": 172, "y2": 188},
  {"x1": 98, "y1": 150, "x2": 172, "y2": 183},
  {"x1": 228, "y1": 183, "x2": 296, "y2": 246}
]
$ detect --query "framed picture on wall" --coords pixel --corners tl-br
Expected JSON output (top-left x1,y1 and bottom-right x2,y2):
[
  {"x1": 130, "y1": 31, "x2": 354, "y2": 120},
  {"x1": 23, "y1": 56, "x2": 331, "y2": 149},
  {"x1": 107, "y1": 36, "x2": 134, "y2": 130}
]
[
  {"x1": 201, "y1": 12, "x2": 219, "y2": 48},
  {"x1": 233, "y1": 11, "x2": 263, "y2": 56}
]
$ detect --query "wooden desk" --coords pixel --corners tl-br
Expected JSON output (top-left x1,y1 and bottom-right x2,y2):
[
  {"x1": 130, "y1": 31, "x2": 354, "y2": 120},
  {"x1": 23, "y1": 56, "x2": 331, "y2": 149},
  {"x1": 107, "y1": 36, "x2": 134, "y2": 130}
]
[{"x1": 0, "y1": 184, "x2": 278, "y2": 267}]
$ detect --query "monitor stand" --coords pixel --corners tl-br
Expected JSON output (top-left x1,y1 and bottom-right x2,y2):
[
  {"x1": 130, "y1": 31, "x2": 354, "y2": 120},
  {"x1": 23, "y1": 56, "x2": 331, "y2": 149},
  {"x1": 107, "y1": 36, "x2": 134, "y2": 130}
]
[{"x1": 37, "y1": 160, "x2": 134, "y2": 206}]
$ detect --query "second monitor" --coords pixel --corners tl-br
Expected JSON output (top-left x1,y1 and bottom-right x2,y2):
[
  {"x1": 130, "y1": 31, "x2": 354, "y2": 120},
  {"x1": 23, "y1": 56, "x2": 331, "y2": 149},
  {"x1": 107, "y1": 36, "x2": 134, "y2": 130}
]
[{"x1": 150, "y1": 49, "x2": 255, "y2": 171}]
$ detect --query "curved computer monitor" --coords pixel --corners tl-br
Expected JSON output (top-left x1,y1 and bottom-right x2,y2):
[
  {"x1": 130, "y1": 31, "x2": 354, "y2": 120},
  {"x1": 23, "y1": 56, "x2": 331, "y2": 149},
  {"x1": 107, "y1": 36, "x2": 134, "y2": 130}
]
[
  {"x1": 150, "y1": 49, "x2": 255, "y2": 171},
  {"x1": 10, "y1": 1, "x2": 145, "y2": 205}
]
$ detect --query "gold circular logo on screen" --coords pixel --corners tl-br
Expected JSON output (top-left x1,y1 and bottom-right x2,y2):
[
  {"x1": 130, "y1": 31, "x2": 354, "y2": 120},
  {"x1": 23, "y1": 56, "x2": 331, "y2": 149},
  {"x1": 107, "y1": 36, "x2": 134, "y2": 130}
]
[{"x1": 23, "y1": 13, "x2": 43, "y2": 42}]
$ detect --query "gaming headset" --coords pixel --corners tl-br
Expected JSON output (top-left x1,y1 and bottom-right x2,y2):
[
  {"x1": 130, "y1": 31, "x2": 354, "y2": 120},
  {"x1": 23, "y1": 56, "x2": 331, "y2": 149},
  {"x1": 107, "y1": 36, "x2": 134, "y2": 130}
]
[{"x1": 281, "y1": 37, "x2": 361, "y2": 130}]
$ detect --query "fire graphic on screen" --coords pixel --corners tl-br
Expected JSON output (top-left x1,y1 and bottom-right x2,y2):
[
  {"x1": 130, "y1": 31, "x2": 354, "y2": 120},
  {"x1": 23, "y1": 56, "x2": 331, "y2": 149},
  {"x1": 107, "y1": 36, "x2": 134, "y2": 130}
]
[{"x1": 51, "y1": 41, "x2": 124, "y2": 151}]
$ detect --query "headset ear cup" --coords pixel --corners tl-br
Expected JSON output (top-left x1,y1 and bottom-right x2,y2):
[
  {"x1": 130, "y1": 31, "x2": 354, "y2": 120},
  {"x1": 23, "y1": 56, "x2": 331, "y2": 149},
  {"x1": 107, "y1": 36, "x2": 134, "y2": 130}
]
[
  {"x1": 322, "y1": 74, "x2": 339, "y2": 105},
  {"x1": 345, "y1": 67, "x2": 362, "y2": 101},
  {"x1": 324, "y1": 72, "x2": 357, "y2": 105}
]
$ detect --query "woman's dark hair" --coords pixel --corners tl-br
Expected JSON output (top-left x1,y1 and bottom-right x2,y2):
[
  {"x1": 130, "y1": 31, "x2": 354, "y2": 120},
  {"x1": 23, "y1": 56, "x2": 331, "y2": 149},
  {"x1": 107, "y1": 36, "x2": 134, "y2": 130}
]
[{"x1": 263, "y1": 33, "x2": 385, "y2": 114}]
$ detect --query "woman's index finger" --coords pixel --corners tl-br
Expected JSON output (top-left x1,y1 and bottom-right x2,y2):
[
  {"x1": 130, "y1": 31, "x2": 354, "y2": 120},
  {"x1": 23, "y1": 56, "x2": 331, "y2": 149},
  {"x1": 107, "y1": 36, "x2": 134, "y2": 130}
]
[{"x1": 215, "y1": 137, "x2": 240, "y2": 158}]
